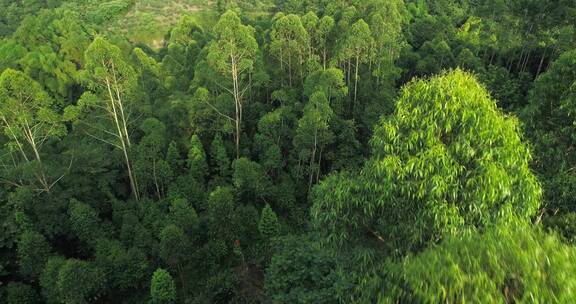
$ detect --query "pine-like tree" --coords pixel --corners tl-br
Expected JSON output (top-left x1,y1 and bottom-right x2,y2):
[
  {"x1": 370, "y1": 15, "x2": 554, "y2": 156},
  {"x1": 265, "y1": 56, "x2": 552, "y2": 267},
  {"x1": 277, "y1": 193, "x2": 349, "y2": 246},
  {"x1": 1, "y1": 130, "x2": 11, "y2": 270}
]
[
  {"x1": 187, "y1": 134, "x2": 208, "y2": 183},
  {"x1": 259, "y1": 204, "x2": 280, "y2": 240},
  {"x1": 150, "y1": 268, "x2": 176, "y2": 304}
]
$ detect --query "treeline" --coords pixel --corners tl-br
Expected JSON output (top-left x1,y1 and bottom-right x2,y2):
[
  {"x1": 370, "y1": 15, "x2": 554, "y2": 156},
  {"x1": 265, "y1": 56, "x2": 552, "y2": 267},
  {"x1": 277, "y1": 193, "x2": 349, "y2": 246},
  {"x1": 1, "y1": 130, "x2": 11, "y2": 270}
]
[{"x1": 0, "y1": 0, "x2": 575, "y2": 303}]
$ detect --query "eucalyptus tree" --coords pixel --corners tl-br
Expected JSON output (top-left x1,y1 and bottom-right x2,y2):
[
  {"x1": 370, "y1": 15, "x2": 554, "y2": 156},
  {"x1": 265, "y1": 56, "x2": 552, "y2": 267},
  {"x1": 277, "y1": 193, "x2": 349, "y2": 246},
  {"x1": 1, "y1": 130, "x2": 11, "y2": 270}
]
[
  {"x1": 369, "y1": 1, "x2": 405, "y2": 89},
  {"x1": 303, "y1": 67, "x2": 348, "y2": 116},
  {"x1": 206, "y1": 10, "x2": 258, "y2": 159},
  {"x1": 312, "y1": 70, "x2": 541, "y2": 261},
  {"x1": 316, "y1": 16, "x2": 335, "y2": 69},
  {"x1": 523, "y1": 49, "x2": 576, "y2": 212},
  {"x1": 293, "y1": 91, "x2": 334, "y2": 190},
  {"x1": 0, "y1": 68, "x2": 66, "y2": 192},
  {"x1": 340, "y1": 19, "x2": 373, "y2": 107},
  {"x1": 270, "y1": 13, "x2": 309, "y2": 88},
  {"x1": 66, "y1": 37, "x2": 141, "y2": 200}
]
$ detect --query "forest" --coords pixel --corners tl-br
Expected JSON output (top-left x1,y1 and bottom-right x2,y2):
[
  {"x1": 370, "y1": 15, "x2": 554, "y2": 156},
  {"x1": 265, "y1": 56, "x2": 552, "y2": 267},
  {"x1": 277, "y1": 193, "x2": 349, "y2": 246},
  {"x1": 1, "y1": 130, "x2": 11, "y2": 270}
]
[{"x1": 0, "y1": 0, "x2": 575, "y2": 303}]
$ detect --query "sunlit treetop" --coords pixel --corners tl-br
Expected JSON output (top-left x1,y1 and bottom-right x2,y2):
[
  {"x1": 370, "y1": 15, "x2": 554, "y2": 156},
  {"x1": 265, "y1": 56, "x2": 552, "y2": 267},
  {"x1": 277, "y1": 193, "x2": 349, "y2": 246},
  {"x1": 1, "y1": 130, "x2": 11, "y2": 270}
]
[{"x1": 312, "y1": 69, "x2": 541, "y2": 258}]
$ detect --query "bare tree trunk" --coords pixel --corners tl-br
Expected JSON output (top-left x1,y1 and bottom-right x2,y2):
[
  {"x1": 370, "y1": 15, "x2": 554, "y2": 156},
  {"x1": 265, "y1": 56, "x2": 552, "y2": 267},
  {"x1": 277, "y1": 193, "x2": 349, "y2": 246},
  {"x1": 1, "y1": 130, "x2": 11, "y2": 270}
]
[
  {"x1": 105, "y1": 76, "x2": 139, "y2": 201},
  {"x1": 231, "y1": 55, "x2": 242, "y2": 159},
  {"x1": 288, "y1": 54, "x2": 293, "y2": 88},
  {"x1": 153, "y1": 158, "x2": 161, "y2": 200},
  {"x1": 354, "y1": 55, "x2": 360, "y2": 108},
  {"x1": 536, "y1": 49, "x2": 547, "y2": 77},
  {"x1": 316, "y1": 146, "x2": 323, "y2": 183},
  {"x1": 308, "y1": 128, "x2": 318, "y2": 192}
]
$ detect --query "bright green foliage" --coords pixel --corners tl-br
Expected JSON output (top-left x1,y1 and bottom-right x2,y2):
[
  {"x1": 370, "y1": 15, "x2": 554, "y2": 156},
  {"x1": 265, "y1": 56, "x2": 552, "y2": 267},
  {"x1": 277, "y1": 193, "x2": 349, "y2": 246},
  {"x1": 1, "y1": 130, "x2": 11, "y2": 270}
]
[
  {"x1": 0, "y1": 68, "x2": 65, "y2": 190},
  {"x1": 384, "y1": 223, "x2": 576, "y2": 303},
  {"x1": 304, "y1": 68, "x2": 348, "y2": 115},
  {"x1": 258, "y1": 204, "x2": 280, "y2": 240},
  {"x1": 369, "y1": 1, "x2": 405, "y2": 86},
  {"x1": 207, "y1": 11, "x2": 257, "y2": 78},
  {"x1": 270, "y1": 13, "x2": 309, "y2": 87},
  {"x1": 187, "y1": 134, "x2": 208, "y2": 182},
  {"x1": 70, "y1": 36, "x2": 140, "y2": 200},
  {"x1": 265, "y1": 234, "x2": 341, "y2": 304},
  {"x1": 206, "y1": 10, "x2": 258, "y2": 158},
  {"x1": 341, "y1": 19, "x2": 373, "y2": 105},
  {"x1": 524, "y1": 50, "x2": 576, "y2": 211},
  {"x1": 316, "y1": 16, "x2": 335, "y2": 68},
  {"x1": 293, "y1": 91, "x2": 334, "y2": 188},
  {"x1": 17, "y1": 231, "x2": 51, "y2": 279},
  {"x1": 1, "y1": 2, "x2": 575, "y2": 303},
  {"x1": 0, "y1": 69, "x2": 64, "y2": 148},
  {"x1": 312, "y1": 70, "x2": 541, "y2": 257},
  {"x1": 162, "y1": 15, "x2": 204, "y2": 91},
  {"x1": 150, "y1": 268, "x2": 177, "y2": 304},
  {"x1": 81, "y1": 36, "x2": 137, "y2": 99}
]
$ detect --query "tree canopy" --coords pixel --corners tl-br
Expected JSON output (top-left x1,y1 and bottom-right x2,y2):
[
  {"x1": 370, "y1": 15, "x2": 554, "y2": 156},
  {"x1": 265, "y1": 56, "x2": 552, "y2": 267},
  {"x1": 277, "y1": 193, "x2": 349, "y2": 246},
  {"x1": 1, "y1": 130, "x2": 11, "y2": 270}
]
[{"x1": 0, "y1": 0, "x2": 575, "y2": 302}]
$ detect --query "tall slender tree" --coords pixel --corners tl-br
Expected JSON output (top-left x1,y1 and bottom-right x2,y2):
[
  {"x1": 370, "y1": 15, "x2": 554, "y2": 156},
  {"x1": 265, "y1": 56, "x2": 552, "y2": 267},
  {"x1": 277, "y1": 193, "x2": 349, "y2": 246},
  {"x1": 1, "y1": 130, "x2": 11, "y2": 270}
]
[
  {"x1": 69, "y1": 37, "x2": 140, "y2": 200},
  {"x1": 0, "y1": 69, "x2": 66, "y2": 192},
  {"x1": 206, "y1": 10, "x2": 258, "y2": 158},
  {"x1": 341, "y1": 19, "x2": 373, "y2": 108}
]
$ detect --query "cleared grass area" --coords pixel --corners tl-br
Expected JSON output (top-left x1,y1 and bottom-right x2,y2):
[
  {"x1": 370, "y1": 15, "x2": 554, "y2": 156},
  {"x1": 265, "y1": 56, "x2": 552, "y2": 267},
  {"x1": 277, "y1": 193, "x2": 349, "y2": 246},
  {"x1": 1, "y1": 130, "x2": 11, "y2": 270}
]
[{"x1": 107, "y1": 0, "x2": 216, "y2": 50}]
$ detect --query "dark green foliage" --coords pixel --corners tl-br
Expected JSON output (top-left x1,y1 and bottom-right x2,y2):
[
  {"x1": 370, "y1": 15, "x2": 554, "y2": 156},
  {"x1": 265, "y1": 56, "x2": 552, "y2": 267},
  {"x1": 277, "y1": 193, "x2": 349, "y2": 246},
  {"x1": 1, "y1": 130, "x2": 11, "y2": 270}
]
[
  {"x1": 188, "y1": 134, "x2": 208, "y2": 183},
  {"x1": 17, "y1": 231, "x2": 51, "y2": 279},
  {"x1": 57, "y1": 259, "x2": 106, "y2": 304},
  {"x1": 94, "y1": 239, "x2": 149, "y2": 290},
  {"x1": 150, "y1": 268, "x2": 177, "y2": 304},
  {"x1": 209, "y1": 133, "x2": 231, "y2": 185},
  {"x1": 3, "y1": 282, "x2": 40, "y2": 304},
  {"x1": 207, "y1": 187, "x2": 237, "y2": 244},
  {"x1": 68, "y1": 199, "x2": 107, "y2": 247},
  {"x1": 258, "y1": 204, "x2": 280, "y2": 240},
  {"x1": 524, "y1": 50, "x2": 576, "y2": 212},
  {"x1": 159, "y1": 224, "x2": 191, "y2": 269},
  {"x1": 166, "y1": 141, "x2": 182, "y2": 176},
  {"x1": 39, "y1": 257, "x2": 65, "y2": 303},
  {"x1": 265, "y1": 234, "x2": 341, "y2": 304},
  {"x1": 233, "y1": 157, "x2": 273, "y2": 201},
  {"x1": 543, "y1": 212, "x2": 576, "y2": 244},
  {"x1": 169, "y1": 197, "x2": 199, "y2": 235},
  {"x1": 0, "y1": 1, "x2": 574, "y2": 303}
]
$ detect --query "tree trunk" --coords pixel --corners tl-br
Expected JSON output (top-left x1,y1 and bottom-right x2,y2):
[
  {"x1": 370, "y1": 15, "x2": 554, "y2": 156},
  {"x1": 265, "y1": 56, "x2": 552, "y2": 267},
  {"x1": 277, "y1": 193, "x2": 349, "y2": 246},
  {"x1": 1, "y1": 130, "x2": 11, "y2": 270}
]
[
  {"x1": 308, "y1": 128, "x2": 318, "y2": 192},
  {"x1": 354, "y1": 55, "x2": 360, "y2": 109},
  {"x1": 536, "y1": 49, "x2": 547, "y2": 77},
  {"x1": 105, "y1": 76, "x2": 139, "y2": 201},
  {"x1": 153, "y1": 158, "x2": 161, "y2": 200},
  {"x1": 231, "y1": 55, "x2": 242, "y2": 159}
]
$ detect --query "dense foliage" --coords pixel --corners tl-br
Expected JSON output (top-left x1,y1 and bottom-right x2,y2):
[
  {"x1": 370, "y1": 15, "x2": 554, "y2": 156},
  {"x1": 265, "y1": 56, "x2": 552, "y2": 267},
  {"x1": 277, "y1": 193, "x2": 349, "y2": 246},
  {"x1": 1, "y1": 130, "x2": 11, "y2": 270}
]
[{"x1": 0, "y1": 0, "x2": 575, "y2": 303}]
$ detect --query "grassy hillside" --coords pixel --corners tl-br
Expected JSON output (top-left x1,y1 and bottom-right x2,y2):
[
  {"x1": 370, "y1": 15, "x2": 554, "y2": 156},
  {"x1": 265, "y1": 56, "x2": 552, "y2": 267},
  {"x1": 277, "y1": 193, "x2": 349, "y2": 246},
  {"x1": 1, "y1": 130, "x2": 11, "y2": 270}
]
[{"x1": 107, "y1": 0, "x2": 216, "y2": 50}]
